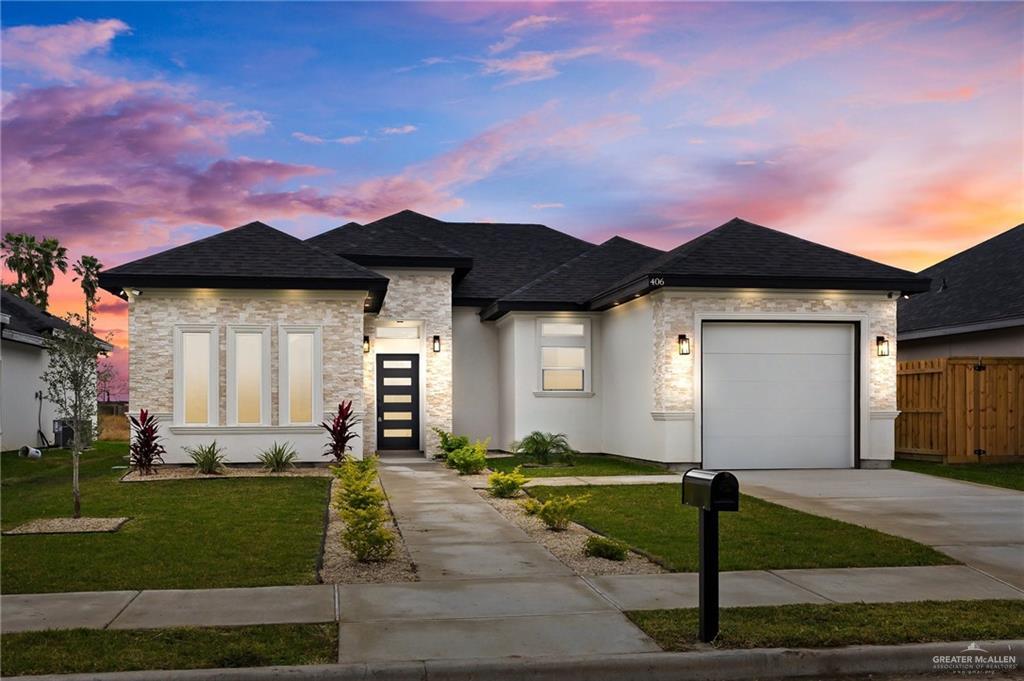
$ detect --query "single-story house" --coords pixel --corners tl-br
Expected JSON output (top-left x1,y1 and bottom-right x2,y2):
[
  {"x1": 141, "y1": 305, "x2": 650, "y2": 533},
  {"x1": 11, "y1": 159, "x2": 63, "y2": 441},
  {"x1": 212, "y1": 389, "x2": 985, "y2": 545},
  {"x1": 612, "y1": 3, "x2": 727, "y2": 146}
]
[
  {"x1": 98, "y1": 210, "x2": 929, "y2": 469},
  {"x1": 1, "y1": 291, "x2": 104, "y2": 450},
  {"x1": 898, "y1": 223, "x2": 1023, "y2": 359}
]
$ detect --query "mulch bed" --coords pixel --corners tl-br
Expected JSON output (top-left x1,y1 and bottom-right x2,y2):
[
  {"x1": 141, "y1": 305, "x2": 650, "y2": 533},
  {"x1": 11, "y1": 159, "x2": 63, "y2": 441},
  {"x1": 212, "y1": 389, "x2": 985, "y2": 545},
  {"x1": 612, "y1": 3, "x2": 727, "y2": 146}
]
[
  {"x1": 120, "y1": 466, "x2": 333, "y2": 482},
  {"x1": 3, "y1": 517, "x2": 130, "y2": 535}
]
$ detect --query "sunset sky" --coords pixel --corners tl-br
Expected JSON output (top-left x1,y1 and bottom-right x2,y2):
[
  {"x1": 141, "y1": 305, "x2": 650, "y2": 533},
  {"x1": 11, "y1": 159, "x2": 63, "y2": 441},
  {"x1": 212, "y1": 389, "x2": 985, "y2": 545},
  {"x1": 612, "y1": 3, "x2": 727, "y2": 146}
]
[{"x1": 2, "y1": 2, "x2": 1022, "y2": 391}]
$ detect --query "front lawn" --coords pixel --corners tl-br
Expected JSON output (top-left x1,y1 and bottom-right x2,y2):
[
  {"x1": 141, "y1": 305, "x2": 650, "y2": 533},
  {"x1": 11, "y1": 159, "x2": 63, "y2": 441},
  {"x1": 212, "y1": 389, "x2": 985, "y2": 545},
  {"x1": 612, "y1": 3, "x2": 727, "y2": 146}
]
[
  {"x1": 0, "y1": 624, "x2": 336, "y2": 676},
  {"x1": 488, "y1": 454, "x2": 672, "y2": 478},
  {"x1": 1, "y1": 442, "x2": 330, "y2": 594},
  {"x1": 893, "y1": 459, "x2": 1024, "y2": 491},
  {"x1": 528, "y1": 484, "x2": 955, "y2": 571},
  {"x1": 628, "y1": 600, "x2": 1024, "y2": 650}
]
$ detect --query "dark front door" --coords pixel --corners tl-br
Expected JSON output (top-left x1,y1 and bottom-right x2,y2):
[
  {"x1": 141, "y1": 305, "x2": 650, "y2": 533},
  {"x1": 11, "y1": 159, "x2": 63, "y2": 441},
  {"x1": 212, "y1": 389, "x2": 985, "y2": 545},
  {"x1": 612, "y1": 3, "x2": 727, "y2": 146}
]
[{"x1": 376, "y1": 354, "x2": 420, "y2": 450}]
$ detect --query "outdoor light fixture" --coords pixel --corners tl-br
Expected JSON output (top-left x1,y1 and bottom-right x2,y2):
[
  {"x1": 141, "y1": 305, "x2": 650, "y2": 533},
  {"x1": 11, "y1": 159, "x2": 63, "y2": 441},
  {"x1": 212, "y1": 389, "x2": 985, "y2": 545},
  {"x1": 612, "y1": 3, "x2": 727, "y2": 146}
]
[
  {"x1": 876, "y1": 335, "x2": 890, "y2": 357},
  {"x1": 678, "y1": 334, "x2": 691, "y2": 355},
  {"x1": 362, "y1": 335, "x2": 370, "y2": 353},
  {"x1": 432, "y1": 335, "x2": 441, "y2": 352}
]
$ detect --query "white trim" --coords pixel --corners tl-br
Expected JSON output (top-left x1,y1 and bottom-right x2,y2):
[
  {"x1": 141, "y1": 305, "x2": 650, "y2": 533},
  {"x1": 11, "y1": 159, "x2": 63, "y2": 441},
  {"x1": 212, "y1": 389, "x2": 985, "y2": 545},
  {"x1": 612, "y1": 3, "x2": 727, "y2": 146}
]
[
  {"x1": 278, "y1": 325, "x2": 323, "y2": 426},
  {"x1": 173, "y1": 325, "x2": 219, "y2": 426},
  {"x1": 532, "y1": 391, "x2": 595, "y2": 398},
  {"x1": 1, "y1": 329, "x2": 45, "y2": 347},
  {"x1": 170, "y1": 425, "x2": 323, "y2": 435},
  {"x1": 535, "y1": 316, "x2": 592, "y2": 394},
  {"x1": 226, "y1": 325, "x2": 271, "y2": 426},
  {"x1": 651, "y1": 411, "x2": 694, "y2": 421},
  {"x1": 370, "y1": 267, "x2": 455, "y2": 277}
]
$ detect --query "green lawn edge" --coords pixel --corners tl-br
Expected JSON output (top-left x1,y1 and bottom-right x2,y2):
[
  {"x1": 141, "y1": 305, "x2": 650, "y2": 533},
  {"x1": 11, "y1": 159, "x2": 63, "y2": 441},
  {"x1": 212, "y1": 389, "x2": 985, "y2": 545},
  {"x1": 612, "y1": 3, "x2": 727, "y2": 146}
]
[
  {"x1": 487, "y1": 453, "x2": 673, "y2": 478},
  {"x1": 528, "y1": 484, "x2": 956, "y2": 571},
  {"x1": 628, "y1": 600, "x2": 1024, "y2": 650},
  {"x1": 893, "y1": 459, "x2": 1024, "y2": 491},
  {"x1": 0, "y1": 624, "x2": 337, "y2": 676}
]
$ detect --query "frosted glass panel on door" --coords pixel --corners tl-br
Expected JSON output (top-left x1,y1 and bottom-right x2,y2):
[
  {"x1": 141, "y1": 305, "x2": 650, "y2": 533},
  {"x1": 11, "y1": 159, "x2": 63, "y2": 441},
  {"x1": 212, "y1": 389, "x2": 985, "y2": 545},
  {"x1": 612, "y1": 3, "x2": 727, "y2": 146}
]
[
  {"x1": 383, "y1": 394, "x2": 412, "y2": 403},
  {"x1": 182, "y1": 332, "x2": 210, "y2": 424},
  {"x1": 288, "y1": 333, "x2": 314, "y2": 423},
  {"x1": 235, "y1": 333, "x2": 262, "y2": 424}
]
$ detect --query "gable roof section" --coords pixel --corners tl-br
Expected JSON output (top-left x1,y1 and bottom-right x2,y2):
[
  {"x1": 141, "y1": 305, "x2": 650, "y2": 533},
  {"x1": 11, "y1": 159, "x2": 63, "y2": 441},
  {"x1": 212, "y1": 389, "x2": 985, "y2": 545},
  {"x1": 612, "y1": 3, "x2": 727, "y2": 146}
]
[
  {"x1": 481, "y1": 237, "x2": 663, "y2": 319},
  {"x1": 898, "y1": 223, "x2": 1024, "y2": 338},
  {"x1": 308, "y1": 210, "x2": 594, "y2": 303},
  {"x1": 590, "y1": 218, "x2": 930, "y2": 309},
  {"x1": 98, "y1": 221, "x2": 389, "y2": 310}
]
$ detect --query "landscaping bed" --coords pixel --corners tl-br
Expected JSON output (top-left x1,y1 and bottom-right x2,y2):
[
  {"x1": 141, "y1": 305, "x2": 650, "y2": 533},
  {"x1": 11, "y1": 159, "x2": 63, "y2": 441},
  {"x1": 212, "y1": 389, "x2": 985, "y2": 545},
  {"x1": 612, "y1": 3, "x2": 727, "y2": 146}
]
[
  {"x1": 0, "y1": 623, "x2": 336, "y2": 676},
  {"x1": 527, "y1": 484, "x2": 956, "y2": 571},
  {"x1": 2, "y1": 442, "x2": 330, "y2": 593},
  {"x1": 487, "y1": 453, "x2": 673, "y2": 478},
  {"x1": 893, "y1": 459, "x2": 1024, "y2": 491},
  {"x1": 121, "y1": 465, "x2": 332, "y2": 482},
  {"x1": 628, "y1": 600, "x2": 1024, "y2": 650}
]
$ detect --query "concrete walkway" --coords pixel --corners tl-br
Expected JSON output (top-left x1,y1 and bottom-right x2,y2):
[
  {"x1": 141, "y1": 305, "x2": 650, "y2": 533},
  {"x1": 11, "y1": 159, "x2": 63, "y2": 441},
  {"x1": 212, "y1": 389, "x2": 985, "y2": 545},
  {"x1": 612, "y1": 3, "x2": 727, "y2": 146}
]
[{"x1": 736, "y1": 469, "x2": 1024, "y2": 588}]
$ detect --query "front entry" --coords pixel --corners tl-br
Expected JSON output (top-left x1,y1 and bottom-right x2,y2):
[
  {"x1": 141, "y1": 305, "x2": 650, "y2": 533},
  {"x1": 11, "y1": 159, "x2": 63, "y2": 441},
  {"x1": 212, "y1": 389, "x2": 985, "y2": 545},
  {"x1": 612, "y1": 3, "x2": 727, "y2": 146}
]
[{"x1": 376, "y1": 354, "x2": 420, "y2": 450}]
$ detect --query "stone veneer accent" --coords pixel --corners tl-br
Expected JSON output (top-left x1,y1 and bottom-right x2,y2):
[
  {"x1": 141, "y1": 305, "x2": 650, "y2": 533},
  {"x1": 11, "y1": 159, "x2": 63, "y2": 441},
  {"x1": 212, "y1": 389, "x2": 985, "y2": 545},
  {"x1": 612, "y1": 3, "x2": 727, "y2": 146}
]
[
  {"x1": 362, "y1": 270, "x2": 453, "y2": 457},
  {"x1": 128, "y1": 290, "x2": 365, "y2": 425},
  {"x1": 651, "y1": 290, "x2": 897, "y2": 413}
]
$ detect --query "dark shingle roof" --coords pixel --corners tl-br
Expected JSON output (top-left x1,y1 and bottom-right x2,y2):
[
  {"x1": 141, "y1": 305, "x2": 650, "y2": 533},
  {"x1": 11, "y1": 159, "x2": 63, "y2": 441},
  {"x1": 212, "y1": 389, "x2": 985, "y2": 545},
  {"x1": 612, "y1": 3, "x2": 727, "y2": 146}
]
[
  {"x1": 898, "y1": 223, "x2": 1024, "y2": 336},
  {"x1": 309, "y1": 210, "x2": 594, "y2": 303},
  {"x1": 482, "y1": 237, "x2": 663, "y2": 319},
  {"x1": 1, "y1": 290, "x2": 75, "y2": 342},
  {"x1": 98, "y1": 222, "x2": 389, "y2": 308},
  {"x1": 590, "y1": 218, "x2": 929, "y2": 307}
]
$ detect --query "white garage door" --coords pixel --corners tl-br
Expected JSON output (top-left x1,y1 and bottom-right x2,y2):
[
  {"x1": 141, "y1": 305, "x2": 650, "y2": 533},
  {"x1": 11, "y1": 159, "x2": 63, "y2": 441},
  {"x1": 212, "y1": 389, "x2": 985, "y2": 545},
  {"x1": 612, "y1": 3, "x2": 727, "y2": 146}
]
[{"x1": 702, "y1": 322, "x2": 854, "y2": 469}]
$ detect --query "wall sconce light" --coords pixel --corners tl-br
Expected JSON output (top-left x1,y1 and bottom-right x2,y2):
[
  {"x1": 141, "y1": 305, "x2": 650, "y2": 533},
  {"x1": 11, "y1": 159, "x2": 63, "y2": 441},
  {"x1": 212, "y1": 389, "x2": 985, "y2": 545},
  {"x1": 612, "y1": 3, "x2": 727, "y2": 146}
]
[
  {"x1": 678, "y1": 334, "x2": 691, "y2": 355},
  {"x1": 432, "y1": 335, "x2": 441, "y2": 352},
  {"x1": 362, "y1": 335, "x2": 370, "y2": 353},
  {"x1": 876, "y1": 335, "x2": 890, "y2": 357}
]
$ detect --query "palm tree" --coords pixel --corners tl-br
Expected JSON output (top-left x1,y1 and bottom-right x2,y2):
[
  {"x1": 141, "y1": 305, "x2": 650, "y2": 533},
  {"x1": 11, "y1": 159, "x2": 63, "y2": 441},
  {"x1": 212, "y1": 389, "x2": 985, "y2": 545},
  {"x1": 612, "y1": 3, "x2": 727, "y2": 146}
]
[
  {"x1": 1, "y1": 232, "x2": 37, "y2": 296},
  {"x1": 32, "y1": 237, "x2": 68, "y2": 310},
  {"x1": 72, "y1": 254, "x2": 103, "y2": 329}
]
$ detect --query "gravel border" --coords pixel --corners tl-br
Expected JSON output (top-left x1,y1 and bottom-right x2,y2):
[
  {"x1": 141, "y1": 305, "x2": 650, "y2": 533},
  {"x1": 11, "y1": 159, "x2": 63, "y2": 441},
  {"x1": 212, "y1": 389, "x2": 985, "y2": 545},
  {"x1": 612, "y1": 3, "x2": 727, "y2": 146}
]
[
  {"x1": 121, "y1": 466, "x2": 333, "y2": 482},
  {"x1": 3, "y1": 517, "x2": 130, "y2": 535},
  {"x1": 480, "y1": 491, "x2": 665, "y2": 576},
  {"x1": 318, "y1": 478, "x2": 417, "y2": 584}
]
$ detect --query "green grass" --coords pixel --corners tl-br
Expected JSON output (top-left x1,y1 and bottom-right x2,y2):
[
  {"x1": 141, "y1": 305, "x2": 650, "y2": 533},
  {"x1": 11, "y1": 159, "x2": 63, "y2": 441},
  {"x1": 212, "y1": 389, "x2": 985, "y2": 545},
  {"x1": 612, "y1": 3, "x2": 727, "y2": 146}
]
[
  {"x1": 1, "y1": 442, "x2": 330, "y2": 594},
  {"x1": 628, "y1": 600, "x2": 1024, "y2": 650},
  {"x1": 0, "y1": 624, "x2": 336, "y2": 676},
  {"x1": 487, "y1": 454, "x2": 672, "y2": 477},
  {"x1": 528, "y1": 484, "x2": 955, "y2": 571},
  {"x1": 894, "y1": 459, "x2": 1024, "y2": 491}
]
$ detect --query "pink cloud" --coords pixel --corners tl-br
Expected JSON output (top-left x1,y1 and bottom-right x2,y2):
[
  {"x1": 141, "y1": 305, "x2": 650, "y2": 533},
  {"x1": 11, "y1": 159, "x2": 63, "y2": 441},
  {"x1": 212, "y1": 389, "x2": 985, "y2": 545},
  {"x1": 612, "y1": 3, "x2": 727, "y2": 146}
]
[
  {"x1": 1, "y1": 18, "x2": 130, "y2": 81},
  {"x1": 481, "y1": 46, "x2": 601, "y2": 85},
  {"x1": 706, "y1": 104, "x2": 774, "y2": 127},
  {"x1": 507, "y1": 15, "x2": 560, "y2": 33}
]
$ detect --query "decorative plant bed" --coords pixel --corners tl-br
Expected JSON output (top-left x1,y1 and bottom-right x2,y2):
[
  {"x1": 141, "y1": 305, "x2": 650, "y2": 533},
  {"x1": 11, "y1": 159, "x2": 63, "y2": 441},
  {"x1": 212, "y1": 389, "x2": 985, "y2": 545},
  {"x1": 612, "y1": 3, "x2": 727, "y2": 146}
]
[
  {"x1": 319, "y1": 478, "x2": 416, "y2": 584},
  {"x1": 121, "y1": 466, "x2": 332, "y2": 482},
  {"x1": 3, "y1": 517, "x2": 130, "y2": 535},
  {"x1": 479, "y1": 490, "x2": 665, "y2": 577}
]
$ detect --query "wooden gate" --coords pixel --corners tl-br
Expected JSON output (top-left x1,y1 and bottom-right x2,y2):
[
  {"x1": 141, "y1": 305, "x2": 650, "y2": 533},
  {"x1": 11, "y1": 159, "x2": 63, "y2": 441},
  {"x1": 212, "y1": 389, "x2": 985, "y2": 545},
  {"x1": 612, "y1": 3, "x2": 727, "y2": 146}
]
[{"x1": 896, "y1": 357, "x2": 1024, "y2": 463}]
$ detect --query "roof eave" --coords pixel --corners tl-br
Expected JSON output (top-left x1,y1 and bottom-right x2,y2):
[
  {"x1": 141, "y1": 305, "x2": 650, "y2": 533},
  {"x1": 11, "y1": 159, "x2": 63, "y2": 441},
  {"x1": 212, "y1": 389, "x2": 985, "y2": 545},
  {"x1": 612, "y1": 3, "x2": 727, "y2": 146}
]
[
  {"x1": 898, "y1": 315, "x2": 1024, "y2": 341},
  {"x1": 480, "y1": 300, "x2": 588, "y2": 321}
]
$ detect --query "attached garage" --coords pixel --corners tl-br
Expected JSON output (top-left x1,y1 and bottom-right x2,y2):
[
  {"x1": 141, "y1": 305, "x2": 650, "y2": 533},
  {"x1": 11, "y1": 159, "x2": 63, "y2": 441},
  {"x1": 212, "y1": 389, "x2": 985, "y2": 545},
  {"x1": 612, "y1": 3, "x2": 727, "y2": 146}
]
[{"x1": 701, "y1": 321, "x2": 856, "y2": 469}]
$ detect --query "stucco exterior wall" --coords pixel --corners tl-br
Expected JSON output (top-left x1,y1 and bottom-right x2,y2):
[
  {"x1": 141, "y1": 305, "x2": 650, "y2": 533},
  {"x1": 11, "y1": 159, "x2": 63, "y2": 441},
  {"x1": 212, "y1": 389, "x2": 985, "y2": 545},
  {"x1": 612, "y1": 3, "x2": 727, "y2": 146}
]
[
  {"x1": 128, "y1": 289, "x2": 365, "y2": 462},
  {"x1": 452, "y1": 306, "x2": 500, "y2": 444},
  {"x1": 362, "y1": 269, "x2": 452, "y2": 456},
  {"x1": 0, "y1": 340, "x2": 58, "y2": 450}
]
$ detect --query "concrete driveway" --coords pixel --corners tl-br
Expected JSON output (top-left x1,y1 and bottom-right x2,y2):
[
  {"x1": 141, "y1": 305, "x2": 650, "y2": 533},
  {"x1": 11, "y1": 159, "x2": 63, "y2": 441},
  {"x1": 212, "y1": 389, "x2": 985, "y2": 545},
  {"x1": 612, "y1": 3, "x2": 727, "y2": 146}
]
[{"x1": 736, "y1": 469, "x2": 1024, "y2": 588}]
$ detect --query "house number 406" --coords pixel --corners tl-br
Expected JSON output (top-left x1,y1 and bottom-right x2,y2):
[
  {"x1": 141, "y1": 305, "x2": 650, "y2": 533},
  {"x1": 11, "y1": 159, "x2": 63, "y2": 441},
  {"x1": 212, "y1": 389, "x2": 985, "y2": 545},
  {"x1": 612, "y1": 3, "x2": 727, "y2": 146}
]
[{"x1": 649, "y1": 277, "x2": 665, "y2": 286}]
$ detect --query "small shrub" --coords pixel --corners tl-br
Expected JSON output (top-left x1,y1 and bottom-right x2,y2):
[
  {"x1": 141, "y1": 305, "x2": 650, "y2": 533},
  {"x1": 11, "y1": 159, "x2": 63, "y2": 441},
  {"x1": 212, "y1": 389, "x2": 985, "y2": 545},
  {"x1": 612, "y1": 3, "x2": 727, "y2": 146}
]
[
  {"x1": 128, "y1": 409, "x2": 165, "y2": 475},
  {"x1": 488, "y1": 466, "x2": 527, "y2": 498},
  {"x1": 446, "y1": 438, "x2": 489, "y2": 475},
  {"x1": 186, "y1": 441, "x2": 226, "y2": 474},
  {"x1": 431, "y1": 427, "x2": 469, "y2": 460},
  {"x1": 258, "y1": 441, "x2": 298, "y2": 472},
  {"x1": 322, "y1": 400, "x2": 361, "y2": 462},
  {"x1": 584, "y1": 535, "x2": 629, "y2": 561},
  {"x1": 332, "y1": 455, "x2": 395, "y2": 562},
  {"x1": 538, "y1": 493, "x2": 591, "y2": 531},
  {"x1": 519, "y1": 498, "x2": 543, "y2": 516},
  {"x1": 512, "y1": 431, "x2": 577, "y2": 465}
]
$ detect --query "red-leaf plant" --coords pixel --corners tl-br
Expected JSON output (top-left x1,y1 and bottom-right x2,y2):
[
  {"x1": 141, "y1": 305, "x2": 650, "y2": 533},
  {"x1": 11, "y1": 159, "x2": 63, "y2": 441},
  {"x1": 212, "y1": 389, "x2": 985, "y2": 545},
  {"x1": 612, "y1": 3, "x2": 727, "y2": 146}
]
[
  {"x1": 129, "y1": 409, "x2": 166, "y2": 475},
  {"x1": 322, "y1": 400, "x2": 361, "y2": 461}
]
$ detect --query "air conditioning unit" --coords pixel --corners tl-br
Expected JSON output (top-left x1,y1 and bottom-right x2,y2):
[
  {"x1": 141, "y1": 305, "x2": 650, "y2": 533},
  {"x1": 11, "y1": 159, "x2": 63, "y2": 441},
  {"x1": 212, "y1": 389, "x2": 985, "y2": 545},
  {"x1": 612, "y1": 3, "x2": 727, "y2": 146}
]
[{"x1": 53, "y1": 420, "x2": 75, "y2": 448}]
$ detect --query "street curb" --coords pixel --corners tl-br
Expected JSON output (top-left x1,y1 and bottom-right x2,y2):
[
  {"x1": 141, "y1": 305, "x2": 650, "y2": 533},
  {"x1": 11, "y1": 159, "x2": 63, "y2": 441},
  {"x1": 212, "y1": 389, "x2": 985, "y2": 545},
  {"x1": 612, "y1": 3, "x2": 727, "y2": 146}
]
[{"x1": 6, "y1": 640, "x2": 1021, "y2": 681}]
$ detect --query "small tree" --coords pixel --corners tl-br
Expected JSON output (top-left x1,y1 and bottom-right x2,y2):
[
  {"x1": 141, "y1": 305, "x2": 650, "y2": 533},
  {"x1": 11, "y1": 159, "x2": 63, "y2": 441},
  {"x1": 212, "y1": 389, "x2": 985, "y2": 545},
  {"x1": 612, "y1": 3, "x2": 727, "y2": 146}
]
[
  {"x1": 41, "y1": 313, "x2": 108, "y2": 518},
  {"x1": 97, "y1": 359, "x2": 124, "y2": 402}
]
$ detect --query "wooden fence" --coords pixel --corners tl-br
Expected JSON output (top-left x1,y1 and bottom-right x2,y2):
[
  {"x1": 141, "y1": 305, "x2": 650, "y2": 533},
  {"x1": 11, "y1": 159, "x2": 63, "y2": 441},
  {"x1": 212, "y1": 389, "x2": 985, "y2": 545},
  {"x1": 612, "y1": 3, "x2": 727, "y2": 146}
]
[{"x1": 896, "y1": 357, "x2": 1024, "y2": 463}]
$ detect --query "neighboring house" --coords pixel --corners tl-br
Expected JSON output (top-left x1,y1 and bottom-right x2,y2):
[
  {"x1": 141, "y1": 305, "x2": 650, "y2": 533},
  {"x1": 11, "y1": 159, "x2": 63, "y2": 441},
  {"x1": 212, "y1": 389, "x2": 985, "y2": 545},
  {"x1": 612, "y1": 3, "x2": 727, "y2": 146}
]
[
  {"x1": 0, "y1": 291, "x2": 106, "y2": 450},
  {"x1": 898, "y1": 224, "x2": 1024, "y2": 359},
  {"x1": 98, "y1": 210, "x2": 928, "y2": 469}
]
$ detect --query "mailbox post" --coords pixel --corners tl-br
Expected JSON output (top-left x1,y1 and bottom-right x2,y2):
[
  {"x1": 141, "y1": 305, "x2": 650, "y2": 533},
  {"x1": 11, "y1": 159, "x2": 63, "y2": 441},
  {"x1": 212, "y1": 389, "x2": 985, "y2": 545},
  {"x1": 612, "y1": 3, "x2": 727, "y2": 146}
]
[{"x1": 682, "y1": 469, "x2": 740, "y2": 643}]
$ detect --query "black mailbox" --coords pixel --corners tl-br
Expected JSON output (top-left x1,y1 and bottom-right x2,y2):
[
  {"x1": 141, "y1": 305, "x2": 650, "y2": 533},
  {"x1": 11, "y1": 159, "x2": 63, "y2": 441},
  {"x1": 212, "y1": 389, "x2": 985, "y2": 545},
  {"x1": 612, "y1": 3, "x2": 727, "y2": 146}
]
[{"x1": 682, "y1": 469, "x2": 739, "y2": 512}]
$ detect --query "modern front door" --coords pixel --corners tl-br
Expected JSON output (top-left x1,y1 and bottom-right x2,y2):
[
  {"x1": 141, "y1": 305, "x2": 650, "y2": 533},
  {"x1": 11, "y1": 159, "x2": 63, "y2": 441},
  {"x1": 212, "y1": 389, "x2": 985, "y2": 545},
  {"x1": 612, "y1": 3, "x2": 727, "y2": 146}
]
[{"x1": 376, "y1": 353, "x2": 420, "y2": 450}]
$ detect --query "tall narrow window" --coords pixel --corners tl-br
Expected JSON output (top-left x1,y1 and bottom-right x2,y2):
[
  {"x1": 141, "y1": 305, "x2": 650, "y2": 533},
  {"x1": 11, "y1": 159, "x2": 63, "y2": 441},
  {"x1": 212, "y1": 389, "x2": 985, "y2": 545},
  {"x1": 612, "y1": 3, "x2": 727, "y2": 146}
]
[
  {"x1": 285, "y1": 331, "x2": 316, "y2": 424},
  {"x1": 235, "y1": 333, "x2": 262, "y2": 423},
  {"x1": 538, "y1": 319, "x2": 591, "y2": 393},
  {"x1": 182, "y1": 332, "x2": 210, "y2": 423}
]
